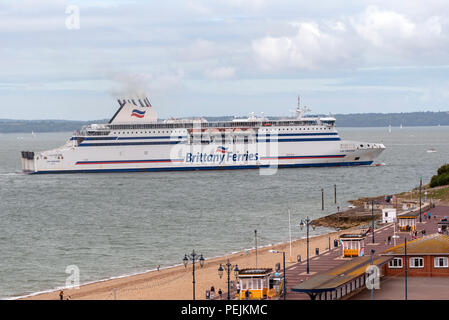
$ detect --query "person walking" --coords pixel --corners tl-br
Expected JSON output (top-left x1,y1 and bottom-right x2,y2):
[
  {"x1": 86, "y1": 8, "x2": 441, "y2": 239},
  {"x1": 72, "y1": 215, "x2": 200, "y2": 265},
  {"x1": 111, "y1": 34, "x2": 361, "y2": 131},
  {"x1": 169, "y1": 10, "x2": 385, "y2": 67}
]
[
  {"x1": 59, "y1": 290, "x2": 64, "y2": 300},
  {"x1": 218, "y1": 288, "x2": 223, "y2": 299},
  {"x1": 210, "y1": 286, "x2": 215, "y2": 299}
]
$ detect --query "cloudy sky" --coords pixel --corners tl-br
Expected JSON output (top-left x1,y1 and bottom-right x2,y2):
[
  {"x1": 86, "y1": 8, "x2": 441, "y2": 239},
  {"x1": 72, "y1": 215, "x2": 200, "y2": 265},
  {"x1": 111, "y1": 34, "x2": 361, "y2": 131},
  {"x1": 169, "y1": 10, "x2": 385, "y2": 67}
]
[{"x1": 1, "y1": 0, "x2": 449, "y2": 120}]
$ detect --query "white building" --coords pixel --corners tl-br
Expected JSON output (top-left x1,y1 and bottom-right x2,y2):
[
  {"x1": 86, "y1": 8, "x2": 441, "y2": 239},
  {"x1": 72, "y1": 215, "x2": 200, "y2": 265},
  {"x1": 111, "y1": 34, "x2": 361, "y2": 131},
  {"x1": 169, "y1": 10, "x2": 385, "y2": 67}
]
[{"x1": 382, "y1": 208, "x2": 397, "y2": 224}]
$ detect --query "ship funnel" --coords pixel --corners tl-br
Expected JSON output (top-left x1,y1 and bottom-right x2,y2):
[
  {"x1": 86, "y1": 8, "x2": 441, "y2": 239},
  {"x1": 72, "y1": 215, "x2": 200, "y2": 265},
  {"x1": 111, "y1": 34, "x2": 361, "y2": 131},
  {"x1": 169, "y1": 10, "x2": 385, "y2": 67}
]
[{"x1": 110, "y1": 96, "x2": 158, "y2": 123}]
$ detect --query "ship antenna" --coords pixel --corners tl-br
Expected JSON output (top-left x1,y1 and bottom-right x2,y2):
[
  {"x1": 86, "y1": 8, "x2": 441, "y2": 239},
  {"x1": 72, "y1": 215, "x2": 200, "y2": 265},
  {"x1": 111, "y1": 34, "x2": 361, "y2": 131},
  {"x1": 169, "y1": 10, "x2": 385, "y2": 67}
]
[{"x1": 296, "y1": 95, "x2": 304, "y2": 119}]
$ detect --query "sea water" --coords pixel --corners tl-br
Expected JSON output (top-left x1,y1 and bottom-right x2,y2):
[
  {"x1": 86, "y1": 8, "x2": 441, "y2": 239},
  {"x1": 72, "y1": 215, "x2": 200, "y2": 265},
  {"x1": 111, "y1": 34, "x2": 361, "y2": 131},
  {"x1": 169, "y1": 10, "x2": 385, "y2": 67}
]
[{"x1": 0, "y1": 126, "x2": 448, "y2": 298}]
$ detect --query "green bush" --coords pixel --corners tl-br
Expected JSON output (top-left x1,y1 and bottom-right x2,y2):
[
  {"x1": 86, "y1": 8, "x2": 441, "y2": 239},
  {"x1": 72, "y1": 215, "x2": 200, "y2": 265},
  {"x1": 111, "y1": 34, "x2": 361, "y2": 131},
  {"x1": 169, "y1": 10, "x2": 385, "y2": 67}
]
[
  {"x1": 437, "y1": 164, "x2": 449, "y2": 176},
  {"x1": 430, "y1": 172, "x2": 449, "y2": 188}
]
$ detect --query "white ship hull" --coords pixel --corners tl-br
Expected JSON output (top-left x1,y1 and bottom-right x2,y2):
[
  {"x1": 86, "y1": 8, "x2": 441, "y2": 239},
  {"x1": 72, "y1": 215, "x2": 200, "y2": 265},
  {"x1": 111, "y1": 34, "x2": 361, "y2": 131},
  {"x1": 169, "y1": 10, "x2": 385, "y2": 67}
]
[
  {"x1": 21, "y1": 137, "x2": 384, "y2": 174},
  {"x1": 21, "y1": 98, "x2": 385, "y2": 174}
]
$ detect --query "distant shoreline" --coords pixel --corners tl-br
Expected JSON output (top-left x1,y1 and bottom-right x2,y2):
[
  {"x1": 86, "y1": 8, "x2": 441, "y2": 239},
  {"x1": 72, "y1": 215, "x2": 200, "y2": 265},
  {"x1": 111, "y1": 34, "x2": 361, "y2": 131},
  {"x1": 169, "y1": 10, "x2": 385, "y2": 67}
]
[{"x1": 1, "y1": 110, "x2": 449, "y2": 133}]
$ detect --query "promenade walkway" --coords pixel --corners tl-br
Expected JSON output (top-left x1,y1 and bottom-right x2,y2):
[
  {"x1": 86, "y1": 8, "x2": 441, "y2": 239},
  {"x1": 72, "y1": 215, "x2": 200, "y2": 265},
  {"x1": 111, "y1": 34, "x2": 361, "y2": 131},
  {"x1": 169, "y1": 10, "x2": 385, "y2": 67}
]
[{"x1": 284, "y1": 205, "x2": 449, "y2": 300}]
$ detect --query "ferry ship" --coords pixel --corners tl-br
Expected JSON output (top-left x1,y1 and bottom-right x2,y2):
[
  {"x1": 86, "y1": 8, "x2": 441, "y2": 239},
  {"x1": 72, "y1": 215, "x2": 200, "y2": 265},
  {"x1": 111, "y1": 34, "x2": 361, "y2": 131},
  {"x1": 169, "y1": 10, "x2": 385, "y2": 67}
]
[{"x1": 21, "y1": 97, "x2": 385, "y2": 174}]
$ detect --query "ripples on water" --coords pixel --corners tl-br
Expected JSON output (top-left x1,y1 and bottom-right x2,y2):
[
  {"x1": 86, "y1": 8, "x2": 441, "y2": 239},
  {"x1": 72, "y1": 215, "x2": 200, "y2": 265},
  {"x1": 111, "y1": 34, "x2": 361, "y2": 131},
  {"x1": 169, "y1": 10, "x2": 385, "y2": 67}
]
[{"x1": 1, "y1": 126, "x2": 449, "y2": 298}]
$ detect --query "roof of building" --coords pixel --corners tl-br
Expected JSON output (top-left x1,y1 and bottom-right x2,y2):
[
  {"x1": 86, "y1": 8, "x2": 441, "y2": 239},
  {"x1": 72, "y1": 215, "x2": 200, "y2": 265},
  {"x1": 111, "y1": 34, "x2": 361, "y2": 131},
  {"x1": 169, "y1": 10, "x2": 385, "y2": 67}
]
[
  {"x1": 382, "y1": 233, "x2": 449, "y2": 256},
  {"x1": 291, "y1": 256, "x2": 392, "y2": 293},
  {"x1": 398, "y1": 210, "x2": 420, "y2": 218},
  {"x1": 238, "y1": 268, "x2": 273, "y2": 277},
  {"x1": 339, "y1": 233, "x2": 366, "y2": 240}
]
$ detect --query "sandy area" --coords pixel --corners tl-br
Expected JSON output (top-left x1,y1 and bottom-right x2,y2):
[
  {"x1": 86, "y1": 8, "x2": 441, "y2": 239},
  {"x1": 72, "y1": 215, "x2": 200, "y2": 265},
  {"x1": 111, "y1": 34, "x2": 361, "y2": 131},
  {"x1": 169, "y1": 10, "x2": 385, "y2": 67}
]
[{"x1": 21, "y1": 227, "x2": 360, "y2": 300}]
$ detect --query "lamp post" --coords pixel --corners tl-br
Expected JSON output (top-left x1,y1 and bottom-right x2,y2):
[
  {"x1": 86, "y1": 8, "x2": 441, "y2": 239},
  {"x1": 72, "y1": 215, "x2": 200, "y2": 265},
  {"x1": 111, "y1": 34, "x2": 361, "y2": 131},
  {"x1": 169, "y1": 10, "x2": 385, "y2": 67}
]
[
  {"x1": 299, "y1": 217, "x2": 315, "y2": 274},
  {"x1": 183, "y1": 250, "x2": 205, "y2": 300},
  {"x1": 269, "y1": 250, "x2": 286, "y2": 300},
  {"x1": 370, "y1": 249, "x2": 375, "y2": 301},
  {"x1": 371, "y1": 200, "x2": 375, "y2": 244},
  {"x1": 334, "y1": 184, "x2": 337, "y2": 204},
  {"x1": 218, "y1": 259, "x2": 239, "y2": 300},
  {"x1": 321, "y1": 188, "x2": 324, "y2": 211},
  {"x1": 419, "y1": 177, "x2": 422, "y2": 223},
  {"x1": 404, "y1": 238, "x2": 408, "y2": 300}
]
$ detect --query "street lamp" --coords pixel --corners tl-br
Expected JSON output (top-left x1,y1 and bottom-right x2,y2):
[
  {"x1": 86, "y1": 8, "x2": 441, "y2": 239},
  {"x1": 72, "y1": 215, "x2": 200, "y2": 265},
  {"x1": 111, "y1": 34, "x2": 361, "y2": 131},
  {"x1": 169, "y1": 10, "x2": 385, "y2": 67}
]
[
  {"x1": 183, "y1": 250, "x2": 205, "y2": 300},
  {"x1": 370, "y1": 249, "x2": 375, "y2": 301},
  {"x1": 299, "y1": 217, "x2": 315, "y2": 274},
  {"x1": 218, "y1": 259, "x2": 239, "y2": 300},
  {"x1": 371, "y1": 200, "x2": 375, "y2": 244},
  {"x1": 269, "y1": 250, "x2": 286, "y2": 300},
  {"x1": 419, "y1": 177, "x2": 422, "y2": 223}
]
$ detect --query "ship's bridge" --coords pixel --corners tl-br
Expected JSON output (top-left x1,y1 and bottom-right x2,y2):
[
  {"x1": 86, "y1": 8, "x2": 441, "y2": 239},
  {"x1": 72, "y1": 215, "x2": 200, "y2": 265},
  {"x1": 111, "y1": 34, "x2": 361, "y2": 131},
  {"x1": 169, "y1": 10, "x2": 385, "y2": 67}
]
[{"x1": 319, "y1": 117, "x2": 336, "y2": 127}]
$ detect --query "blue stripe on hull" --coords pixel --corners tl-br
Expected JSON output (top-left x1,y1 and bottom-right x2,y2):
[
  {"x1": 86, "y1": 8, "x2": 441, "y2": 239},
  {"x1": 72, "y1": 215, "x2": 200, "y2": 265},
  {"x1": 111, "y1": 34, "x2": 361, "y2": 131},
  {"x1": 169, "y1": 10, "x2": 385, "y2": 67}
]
[
  {"x1": 29, "y1": 161, "x2": 373, "y2": 174},
  {"x1": 77, "y1": 137, "x2": 340, "y2": 147},
  {"x1": 256, "y1": 138, "x2": 341, "y2": 142},
  {"x1": 70, "y1": 132, "x2": 339, "y2": 141}
]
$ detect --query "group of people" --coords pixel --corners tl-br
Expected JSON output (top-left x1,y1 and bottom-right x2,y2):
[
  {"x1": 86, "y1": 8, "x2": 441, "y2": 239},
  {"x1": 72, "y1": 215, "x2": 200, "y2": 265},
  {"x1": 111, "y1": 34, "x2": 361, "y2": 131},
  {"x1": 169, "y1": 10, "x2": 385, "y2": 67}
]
[
  {"x1": 209, "y1": 282, "x2": 242, "y2": 300},
  {"x1": 58, "y1": 290, "x2": 70, "y2": 300},
  {"x1": 209, "y1": 286, "x2": 223, "y2": 299},
  {"x1": 411, "y1": 229, "x2": 426, "y2": 239}
]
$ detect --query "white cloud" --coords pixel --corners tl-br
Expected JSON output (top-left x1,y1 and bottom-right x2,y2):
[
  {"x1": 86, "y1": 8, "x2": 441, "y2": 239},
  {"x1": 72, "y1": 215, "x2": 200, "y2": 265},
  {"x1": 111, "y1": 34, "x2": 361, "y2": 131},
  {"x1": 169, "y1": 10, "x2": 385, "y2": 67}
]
[
  {"x1": 350, "y1": 6, "x2": 446, "y2": 52},
  {"x1": 204, "y1": 66, "x2": 236, "y2": 80},
  {"x1": 353, "y1": 6, "x2": 416, "y2": 47},
  {"x1": 185, "y1": 39, "x2": 221, "y2": 60},
  {"x1": 252, "y1": 21, "x2": 357, "y2": 71},
  {"x1": 252, "y1": 5, "x2": 449, "y2": 71},
  {"x1": 221, "y1": 0, "x2": 272, "y2": 10},
  {"x1": 1, "y1": 0, "x2": 449, "y2": 118}
]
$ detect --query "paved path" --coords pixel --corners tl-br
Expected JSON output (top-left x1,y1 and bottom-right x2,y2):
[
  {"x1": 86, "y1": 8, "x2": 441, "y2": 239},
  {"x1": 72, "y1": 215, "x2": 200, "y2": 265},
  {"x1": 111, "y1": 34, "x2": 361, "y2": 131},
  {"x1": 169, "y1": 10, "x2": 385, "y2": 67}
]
[
  {"x1": 351, "y1": 277, "x2": 449, "y2": 300},
  {"x1": 284, "y1": 205, "x2": 449, "y2": 300}
]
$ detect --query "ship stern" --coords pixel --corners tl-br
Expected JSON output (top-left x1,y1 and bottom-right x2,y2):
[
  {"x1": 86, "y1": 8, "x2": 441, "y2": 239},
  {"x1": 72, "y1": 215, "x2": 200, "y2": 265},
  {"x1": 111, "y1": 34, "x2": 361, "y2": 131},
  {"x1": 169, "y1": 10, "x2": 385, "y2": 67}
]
[{"x1": 21, "y1": 151, "x2": 36, "y2": 173}]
